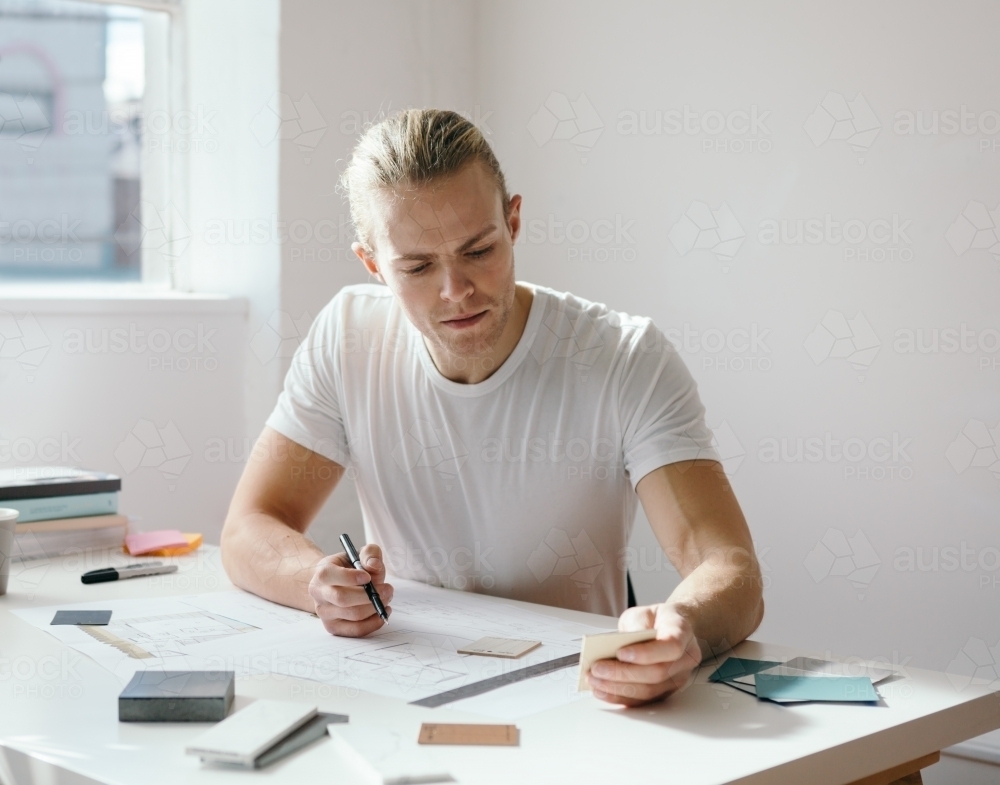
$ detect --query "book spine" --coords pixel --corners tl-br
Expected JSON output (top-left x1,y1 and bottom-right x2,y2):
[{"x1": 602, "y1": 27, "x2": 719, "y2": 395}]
[
  {"x1": 13, "y1": 524, "x2": 127, "y2": 561},
  {"x1": 16, "y1": 514, "x2": 128, "y2": 533},
  {"x1": 0, "y1": 478, "x2": 122, "y2": 500},
  {"x1": 4, "y1": 492, "x2": 119, "y2": 523}
]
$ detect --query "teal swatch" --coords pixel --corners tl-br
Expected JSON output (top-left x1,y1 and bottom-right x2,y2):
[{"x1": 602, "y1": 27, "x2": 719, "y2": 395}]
[
  {"x1": 708, "y1": 657, "x2": 782, "y2": 683},
  {"x1": 755, "y1": 674, "x2": 878, "y2": 703}
]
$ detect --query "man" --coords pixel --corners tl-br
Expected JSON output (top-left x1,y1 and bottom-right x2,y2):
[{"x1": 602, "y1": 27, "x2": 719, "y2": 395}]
[{"x1": 222, "y1": 109, "x2": 763, "y2": 707}]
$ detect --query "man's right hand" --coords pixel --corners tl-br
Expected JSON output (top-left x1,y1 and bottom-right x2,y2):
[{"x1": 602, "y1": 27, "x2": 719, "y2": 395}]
[{"x1": 308, "y1": 543, "x2": 394, "y2": 637}]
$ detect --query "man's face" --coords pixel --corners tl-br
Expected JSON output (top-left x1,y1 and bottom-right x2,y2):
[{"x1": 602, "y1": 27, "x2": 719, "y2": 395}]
[{"x1": 356, "y1": 161, "x2": 522, "y2": 361}]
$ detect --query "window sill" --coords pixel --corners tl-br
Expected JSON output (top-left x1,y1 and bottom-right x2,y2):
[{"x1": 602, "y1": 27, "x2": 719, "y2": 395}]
[{"x1": 0, "y1": 283, "x2": 248, "y2": 316}]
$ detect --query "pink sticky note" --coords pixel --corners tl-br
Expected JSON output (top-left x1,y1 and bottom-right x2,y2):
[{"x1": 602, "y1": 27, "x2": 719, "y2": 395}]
[{"x1": 125, "y1": 530, "x2": 189, "y2": 555}]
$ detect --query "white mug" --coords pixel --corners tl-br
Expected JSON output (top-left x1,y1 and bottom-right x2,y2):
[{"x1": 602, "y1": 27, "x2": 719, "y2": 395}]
[{"x1": 0, "y1": 508, "x2": 19, "y2": 596}]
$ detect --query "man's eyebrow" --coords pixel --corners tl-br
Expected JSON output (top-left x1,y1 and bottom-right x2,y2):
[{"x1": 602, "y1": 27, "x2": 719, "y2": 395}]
[{"x1": 391, "y1": 227, "x2": 498, "y2": 264}]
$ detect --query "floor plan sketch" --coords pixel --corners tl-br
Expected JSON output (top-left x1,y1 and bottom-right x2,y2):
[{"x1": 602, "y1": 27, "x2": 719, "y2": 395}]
[{"x1": 78, "y1": 610, "x2": 259, "y2": 660}]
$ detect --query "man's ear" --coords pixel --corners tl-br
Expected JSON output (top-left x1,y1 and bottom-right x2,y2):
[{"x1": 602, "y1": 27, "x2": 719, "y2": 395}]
[
  {"x1": 352, "y1": 242, "x2": 384, "y2": 283},
  {"x1": 507, "y1": 194, "x2": 523, "y2": 244}
]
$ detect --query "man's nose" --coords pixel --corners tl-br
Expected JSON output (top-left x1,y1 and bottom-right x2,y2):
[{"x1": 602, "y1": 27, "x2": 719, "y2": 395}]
[{"x1": 440, "y1": 265, "x2": 474, "y2": 302}]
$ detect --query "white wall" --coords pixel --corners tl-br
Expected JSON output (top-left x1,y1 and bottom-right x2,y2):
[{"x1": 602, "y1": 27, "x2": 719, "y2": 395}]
[{"x1": 0, "y1": 291, "x2": 247, "y2": 545}]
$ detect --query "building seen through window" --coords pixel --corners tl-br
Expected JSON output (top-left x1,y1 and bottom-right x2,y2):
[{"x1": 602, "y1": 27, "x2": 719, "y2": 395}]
[{"x1": 0, "y1": 0, "x2": 158, "y2": 280}]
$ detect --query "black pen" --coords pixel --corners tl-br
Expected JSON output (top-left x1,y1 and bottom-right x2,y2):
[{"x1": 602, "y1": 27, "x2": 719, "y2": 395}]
[
  {"x1": 339, "y1": 533, "x2": 389, "y2": 623},
  {"x1": 81, "y1": 561, "x2": 178, "y2": 584}
]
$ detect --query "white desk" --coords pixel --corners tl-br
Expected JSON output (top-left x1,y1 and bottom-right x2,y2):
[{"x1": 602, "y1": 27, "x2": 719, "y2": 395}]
[{"x1": 1, "y1": 546, "x2": 998, "y2": 785}]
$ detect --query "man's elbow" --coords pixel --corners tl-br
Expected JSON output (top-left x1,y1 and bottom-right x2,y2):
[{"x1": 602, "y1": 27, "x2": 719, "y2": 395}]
[{"x1": 219, "y1": 515, "x2": 244, "y2": 585}]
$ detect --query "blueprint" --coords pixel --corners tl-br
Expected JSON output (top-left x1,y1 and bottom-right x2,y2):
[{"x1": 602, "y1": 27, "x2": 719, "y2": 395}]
[
  {"x1": 16, "y1": 580, "x2": 612, "y2": 716},
  {"x1": 14, "y1": 591, "x2": 313, "y2": 684},
  {"x1": 185, "y1": 580, "x2": 612, "y2": 705}
]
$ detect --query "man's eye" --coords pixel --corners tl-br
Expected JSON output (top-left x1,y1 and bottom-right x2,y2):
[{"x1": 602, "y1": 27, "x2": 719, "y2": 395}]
[
  {"x1": 405, "y1": 263, "x2": 430, "y2": 275},
  {"x1": 467, "y1": 245, "x2": 493, "y2": 258}
]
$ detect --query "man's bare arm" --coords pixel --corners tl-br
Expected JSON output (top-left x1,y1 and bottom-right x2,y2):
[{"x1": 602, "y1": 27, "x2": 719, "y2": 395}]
[
  {"x1": 638, "y1": 460, "x2": 764, "y2": 652},
  {"x1": 221, "y1": 427, "x2": 342, "y2": 611},
  {"x1": 586, "y1": 460, "x2": 763, "y2": 706},
  {"x1": 220, "y1": 427, "x2": 394, "y2": 636}
]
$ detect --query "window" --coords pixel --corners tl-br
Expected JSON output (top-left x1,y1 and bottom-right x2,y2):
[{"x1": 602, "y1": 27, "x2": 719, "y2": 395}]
[{"x1": 0, "y1": 0, "x2": 172, "y2": 281}]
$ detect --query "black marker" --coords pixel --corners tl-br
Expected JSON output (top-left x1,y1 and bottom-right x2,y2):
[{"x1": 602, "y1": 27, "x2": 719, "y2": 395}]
[
  {"x1": 339, "y1": 533, "x2": 389, "y2": 623},
  {"x1": 81, "y1": 561, "x2": 178, "y2": 584}
]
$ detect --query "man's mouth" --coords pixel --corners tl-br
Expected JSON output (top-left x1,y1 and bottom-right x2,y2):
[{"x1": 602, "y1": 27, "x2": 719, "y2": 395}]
[{"x1": 441, "y1": 310, "x2": 488, "y2": 329}]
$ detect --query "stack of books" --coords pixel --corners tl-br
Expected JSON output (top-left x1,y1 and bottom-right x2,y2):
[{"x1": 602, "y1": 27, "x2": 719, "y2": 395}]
[{"x1": 0, "y1": 467, "x2": 127, "y2": 560}]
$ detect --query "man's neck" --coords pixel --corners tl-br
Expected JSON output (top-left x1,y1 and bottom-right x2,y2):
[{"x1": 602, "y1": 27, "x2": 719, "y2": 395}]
[{"x1": 424, "y1": 283, "x2": 534, "y2": 384}]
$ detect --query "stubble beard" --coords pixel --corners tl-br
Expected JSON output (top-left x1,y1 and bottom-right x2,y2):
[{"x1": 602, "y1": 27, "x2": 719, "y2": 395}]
[{"x1": 428, "y1": 275, "x2": 516, "y2": 365}]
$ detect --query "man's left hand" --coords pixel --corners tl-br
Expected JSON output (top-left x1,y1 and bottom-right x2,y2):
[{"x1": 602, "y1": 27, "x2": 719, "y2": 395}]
[{"x1": 587, "y1": 603, "x2": 702, "y2": 707}]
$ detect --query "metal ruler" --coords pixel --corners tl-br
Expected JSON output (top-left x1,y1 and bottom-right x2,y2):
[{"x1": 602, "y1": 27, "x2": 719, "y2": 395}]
[{"x1": 409, "y1": 653, "x2": 580, "y2": 708}]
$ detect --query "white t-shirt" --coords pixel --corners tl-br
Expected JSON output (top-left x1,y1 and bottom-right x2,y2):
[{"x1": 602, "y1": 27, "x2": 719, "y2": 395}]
[{"x1": 267, "y1": 283, "x2": 718, "y2": 616}]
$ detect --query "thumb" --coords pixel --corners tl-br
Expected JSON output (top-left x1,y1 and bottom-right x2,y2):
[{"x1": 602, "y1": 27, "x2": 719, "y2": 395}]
[
  {"x1": 358, "y1": 542, "x2": 386, "y2": 583},
  {"x1": 618, "y1": 604, "x2": 656, "y2": 633}
]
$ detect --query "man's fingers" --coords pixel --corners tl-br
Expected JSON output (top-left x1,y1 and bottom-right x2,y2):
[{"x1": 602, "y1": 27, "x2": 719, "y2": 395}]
[
  {"x1": 590, "y1": 657, "x2": 672, "y2": 685},
  {"x1": 588, "y1": 675, "x2": 669, "y2": 703},
  {"x1": 618, "y1": 605, "x2": 656, "y2": 633},
  {"x1": 313, "y1": 554, "x2": 374, "y2": 587},
  {"x1": 358, "y1": 543, "x2": 387, "y2": 584},
  {"x1": 617, "y1": 637, "x2": 689, "y2": 666},
  {"x1": 589, "y1": 669, "x2": 691, "y2": 705},
  {"x1": 318, "y1": 606, "x2": 392, "y2": 638},
  {"x1": 316, "y1": 582, "x2": 394, "y2": 608}
]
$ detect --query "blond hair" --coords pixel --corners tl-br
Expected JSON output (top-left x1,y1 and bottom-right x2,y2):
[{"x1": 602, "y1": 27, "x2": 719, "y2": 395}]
[{"x1": 340, "y1": 109, "x2": 510, "y2": 253}]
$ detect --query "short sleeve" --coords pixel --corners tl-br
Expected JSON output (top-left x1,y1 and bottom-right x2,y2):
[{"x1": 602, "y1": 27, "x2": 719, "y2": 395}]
[
  {"x1": 265, "y1": 295, "x2": 352, "y2": 465},
  {"x1": 618, "y1": 321, "x2": 720, "y2": 488}
]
